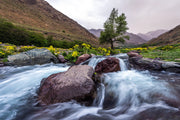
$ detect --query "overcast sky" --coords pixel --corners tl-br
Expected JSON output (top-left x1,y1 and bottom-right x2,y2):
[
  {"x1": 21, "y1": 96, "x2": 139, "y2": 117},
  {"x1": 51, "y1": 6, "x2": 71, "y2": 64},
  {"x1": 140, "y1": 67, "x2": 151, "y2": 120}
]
[{"x1": 45, "y1": 0, "x2": 180, "y2": 34}]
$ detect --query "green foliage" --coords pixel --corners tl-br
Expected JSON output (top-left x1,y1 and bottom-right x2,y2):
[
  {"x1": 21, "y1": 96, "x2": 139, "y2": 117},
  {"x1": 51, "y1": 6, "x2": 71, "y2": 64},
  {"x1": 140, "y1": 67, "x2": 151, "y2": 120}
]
[
  {"x1": 99, "y1": 8, "x2": 129, "y2": 49},
  {"x1": 156, "y1": 45, "x2": 175, "y2": 51},
  {"x1": 141, "y1": 44, "x2": 149, "y2": 48},
  {"x1": 62, "y1": 52, "x2": 67, "y2": 57},
  {"x1": 0, "y1": 18, "x2": 85, "y2": 49},
  {"x1": 63, "y1": 51, "x2": 78, "y2": 63},
  {"x1": 141, "y1": 49, "x2": 180, "y2": 62},
  {"x1": 2, "y1": 58, "x2": 8, "y2": 63},
  {"x1": 19, "y1": 46, "x2": 36, "y2": 52},
  {"x1": 118, "y1": 44, "x2": 180, "y2": 62},
  {"x1": 61, "y1": 43, "x2": 112, "y2": 63},
  {"x1": 48, "y1": 39, "x2": 84, "y2": 49},
  {"x1": 0, "y1": 19, "x2": 47, "y2": 47}
]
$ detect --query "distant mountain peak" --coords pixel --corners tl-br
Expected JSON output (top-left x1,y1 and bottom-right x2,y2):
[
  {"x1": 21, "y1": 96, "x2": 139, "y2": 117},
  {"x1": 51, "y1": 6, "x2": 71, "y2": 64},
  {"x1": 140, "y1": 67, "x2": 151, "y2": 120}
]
[{"x1": 138, "y1": 29, "x2": 168, "y2": 41}]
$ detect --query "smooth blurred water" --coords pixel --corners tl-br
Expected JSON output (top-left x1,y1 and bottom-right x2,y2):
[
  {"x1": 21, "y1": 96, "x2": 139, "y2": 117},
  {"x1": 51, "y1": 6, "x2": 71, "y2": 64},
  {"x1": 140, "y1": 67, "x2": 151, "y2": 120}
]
[
  {"x1": 0, "y1": 56, "x2": 180, "y2": 120},
  {"x1": 0, "y1": 64, "x2": 69, "y2": 120}
]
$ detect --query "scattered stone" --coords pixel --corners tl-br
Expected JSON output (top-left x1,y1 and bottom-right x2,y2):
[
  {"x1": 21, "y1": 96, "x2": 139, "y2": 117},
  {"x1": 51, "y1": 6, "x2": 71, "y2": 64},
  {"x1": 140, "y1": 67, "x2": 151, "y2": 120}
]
[
  {"x1": 57, "y1": 55, "x2": 67, "y2": 63},
  {"x1": 38, "y1": 65, "x2": 95, "y2": 105},
  {"x1": 127, "y1": 51, "x2": 143, "y2": 58},
  {"x1": 95, "y1": 57, "x2": 120, "y2": 74},
  {"x1": 75, "y1": 54, "x2": 92, "y2": 64}
]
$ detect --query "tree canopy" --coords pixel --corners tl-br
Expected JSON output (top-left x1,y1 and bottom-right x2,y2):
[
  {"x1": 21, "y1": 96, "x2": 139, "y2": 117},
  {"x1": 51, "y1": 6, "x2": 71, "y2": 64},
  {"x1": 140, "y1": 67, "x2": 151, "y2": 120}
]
[{"x1": 99, "y1": 8, "x2": 129, "y2": 49}]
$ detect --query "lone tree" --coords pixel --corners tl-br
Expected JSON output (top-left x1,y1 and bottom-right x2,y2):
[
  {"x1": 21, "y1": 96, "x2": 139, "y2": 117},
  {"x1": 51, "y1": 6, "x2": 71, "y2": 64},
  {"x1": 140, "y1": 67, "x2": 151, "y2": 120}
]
[{"x1": 99, "y1": 8, "x2": 129, "y2": 49}]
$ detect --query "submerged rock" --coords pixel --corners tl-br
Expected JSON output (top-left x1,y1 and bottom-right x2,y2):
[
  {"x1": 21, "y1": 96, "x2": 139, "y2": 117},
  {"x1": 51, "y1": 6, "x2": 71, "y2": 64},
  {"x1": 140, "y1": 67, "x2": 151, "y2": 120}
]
[
  {"x1": 7, "y1": 48, "x2": 58, "y2": 66},
  {"x1": 75, "y1": 54, "x2": 92, "y2": 64},
  {"x1": 38, "y1": 65, "x2": 95, "y2": 105},
  {"x1": 95, "y1": 57, "x2": 120, "y2": 74},
  {"x1": 133, "y1": 107, "x2": 180, "y2": 120}
]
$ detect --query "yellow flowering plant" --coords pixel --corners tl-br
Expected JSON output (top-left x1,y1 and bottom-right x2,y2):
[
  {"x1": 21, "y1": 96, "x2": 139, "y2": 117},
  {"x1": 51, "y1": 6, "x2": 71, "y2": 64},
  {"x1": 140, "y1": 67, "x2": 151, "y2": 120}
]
[
  {"x1": 19, "y1": 46, "x2": 36, "y2": 52},
  {"x1": 0, "y1": 51, "x2": 5, "y2": 58},
  {"x1": 82, "y1": 43, "x2": 90, "y2": 53},
  {"x1": 106, "y1": 50, "x2": 111, "y2": 56},
  {"x1": 47, "y1": 45, "x2": 55, "y2": 55},
  {"x1": 72, "y1": 51, "x2": 78, "y2": 57},
  {"x1": 102, "y1": 48, "x2": 107, "y2": 55},
  {"x1": 73, "y1": 44, "x2": 79, "y2": 50}
]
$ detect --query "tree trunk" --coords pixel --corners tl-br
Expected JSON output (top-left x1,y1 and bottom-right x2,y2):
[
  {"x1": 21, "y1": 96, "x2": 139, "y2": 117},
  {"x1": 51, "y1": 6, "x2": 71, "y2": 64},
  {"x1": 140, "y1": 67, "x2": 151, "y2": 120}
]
[{"x1": 111, "y1": 40, "x2": 114, "y2": 49}]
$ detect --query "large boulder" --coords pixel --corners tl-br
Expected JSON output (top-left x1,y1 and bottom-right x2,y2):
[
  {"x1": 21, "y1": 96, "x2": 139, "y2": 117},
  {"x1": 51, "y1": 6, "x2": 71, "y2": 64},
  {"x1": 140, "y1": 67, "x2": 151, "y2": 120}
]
[
  {"x1": 38, "y1": 65, "x2": 95, "y2": 105},
  {"x1": 161, "y1": 62, "x2": 180, "y2": 73},
  {"x1": 129, "y1": 56, "x2": 180, "y2": 73},
  {"x1": 75, "y1": 54, "x2": 92, "y2": 64},
  {"x1": 7, "y1": 48, "x2": 58, "y2": 66},
  {"x1": 95, "y1": 57, "x2": 120, "y2": 74},
  {"x1": 129, "y1": 58, "x2": 162, "y2": 71}
]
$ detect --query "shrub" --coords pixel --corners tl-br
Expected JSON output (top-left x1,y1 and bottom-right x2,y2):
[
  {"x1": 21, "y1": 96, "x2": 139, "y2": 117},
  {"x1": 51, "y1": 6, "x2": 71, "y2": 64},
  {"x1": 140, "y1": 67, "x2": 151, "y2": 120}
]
[{"x1": 0, "y1": 18, "x2": 86, "y2": 49}]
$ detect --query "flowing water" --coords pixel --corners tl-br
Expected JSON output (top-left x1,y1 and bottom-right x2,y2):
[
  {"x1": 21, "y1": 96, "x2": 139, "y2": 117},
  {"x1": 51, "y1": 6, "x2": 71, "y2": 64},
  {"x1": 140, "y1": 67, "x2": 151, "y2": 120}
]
[{"x1": 0, "y1": 54, "x2": 180, "y2": 120}]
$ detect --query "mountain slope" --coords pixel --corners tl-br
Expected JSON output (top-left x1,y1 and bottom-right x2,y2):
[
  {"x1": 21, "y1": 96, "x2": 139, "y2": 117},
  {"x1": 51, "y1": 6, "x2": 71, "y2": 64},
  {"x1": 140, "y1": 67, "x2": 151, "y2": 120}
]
[
  {"x1": 148, "y1": 25, "x2": 180, "y2": 45},
  {"x1": 124, "y1": 32, "x2": 146, "y2": 45},
  {"x1": 138, "y1": 29, "x2": 168, "y2": 41},
  {"x1": 88, "y1": 29, "x2": 146, "y2": 46},
  {"x1": 0, "y1": 0, "x2": 98, "y2": 46}
]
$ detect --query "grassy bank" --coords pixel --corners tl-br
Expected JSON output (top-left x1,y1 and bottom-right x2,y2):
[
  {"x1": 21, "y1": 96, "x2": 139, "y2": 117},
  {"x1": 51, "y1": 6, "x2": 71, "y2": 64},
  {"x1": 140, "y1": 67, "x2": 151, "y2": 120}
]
[
  {"x1": 119, "y1": 44, "x2": 180, "y2": 62},
  {"x1": 1, "y1": 42, "x2": 179, "y2": 63},
  {"x1": 0, "y1": 42, "x2": 112, "y2": 63}
]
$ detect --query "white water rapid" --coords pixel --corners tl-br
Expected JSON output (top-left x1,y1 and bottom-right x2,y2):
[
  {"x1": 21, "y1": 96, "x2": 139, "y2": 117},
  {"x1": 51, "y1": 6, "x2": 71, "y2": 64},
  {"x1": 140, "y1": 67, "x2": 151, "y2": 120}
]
[{"x1": 0, "y1": 54, "x2": 180, "y2": 120}]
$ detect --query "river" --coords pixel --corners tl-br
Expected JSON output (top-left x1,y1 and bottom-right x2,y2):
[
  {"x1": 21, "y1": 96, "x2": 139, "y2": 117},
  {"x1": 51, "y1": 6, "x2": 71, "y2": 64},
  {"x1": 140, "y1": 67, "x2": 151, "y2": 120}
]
[{"x1": 0, "y1": 54, "x2": 180, "y2": 120}]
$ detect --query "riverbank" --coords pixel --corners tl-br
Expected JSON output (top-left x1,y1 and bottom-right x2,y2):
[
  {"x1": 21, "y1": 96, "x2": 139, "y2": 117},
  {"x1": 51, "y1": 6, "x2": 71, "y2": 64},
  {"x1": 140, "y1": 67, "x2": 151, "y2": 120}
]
[
  {"x1": 1, "y1": 42, "x2": 180, "y2": 63},
  {"x1": 0, "y1": 42, "x2": 180, "y2": 73}
]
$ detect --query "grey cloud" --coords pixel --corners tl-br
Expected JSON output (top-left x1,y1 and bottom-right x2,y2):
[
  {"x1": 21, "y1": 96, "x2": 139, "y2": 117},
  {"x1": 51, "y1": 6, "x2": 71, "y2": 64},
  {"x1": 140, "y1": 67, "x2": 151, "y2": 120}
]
[{"x1": 45, "y1": 0, "x2": 180, "y2": 33}]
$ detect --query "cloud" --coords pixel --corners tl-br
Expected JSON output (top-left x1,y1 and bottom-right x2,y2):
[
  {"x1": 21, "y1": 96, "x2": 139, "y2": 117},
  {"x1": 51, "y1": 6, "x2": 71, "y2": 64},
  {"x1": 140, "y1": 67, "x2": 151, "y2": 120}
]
[{"x1": 45, "y1": 0, "x2": 180, "y2": 33}]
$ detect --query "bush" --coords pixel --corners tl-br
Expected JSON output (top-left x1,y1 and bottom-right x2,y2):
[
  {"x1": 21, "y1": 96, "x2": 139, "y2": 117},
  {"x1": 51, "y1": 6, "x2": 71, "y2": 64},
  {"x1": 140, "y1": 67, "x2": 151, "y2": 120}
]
[
  {"x1": 0, "y1": 18, "x2": 86, "y2": 49},
  {"x1": 0, "y1": 19, "x2": 48, "y2": 47}
]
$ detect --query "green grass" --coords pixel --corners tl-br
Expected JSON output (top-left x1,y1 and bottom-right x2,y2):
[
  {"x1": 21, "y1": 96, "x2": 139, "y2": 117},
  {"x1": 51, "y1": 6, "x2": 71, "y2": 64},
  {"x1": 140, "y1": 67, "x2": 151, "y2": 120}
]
[
  {"x1": 141, "y1": 48, "x2": 180, "y2": 62},
  {"x1": 119, "y1": 44, "x2": 180, "y2": 62}
]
